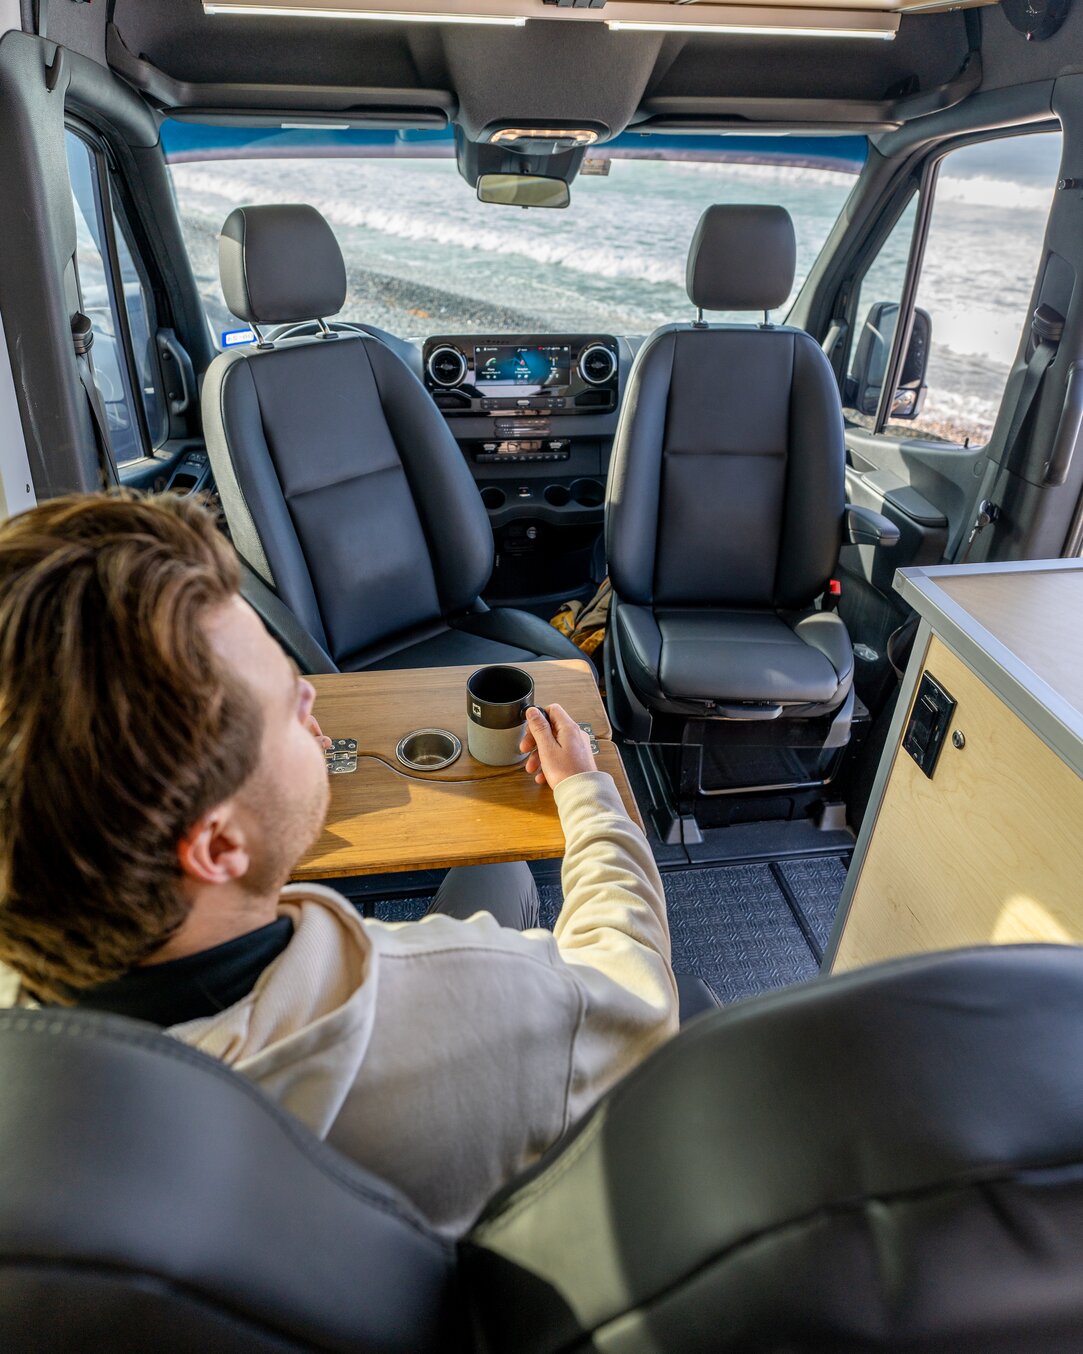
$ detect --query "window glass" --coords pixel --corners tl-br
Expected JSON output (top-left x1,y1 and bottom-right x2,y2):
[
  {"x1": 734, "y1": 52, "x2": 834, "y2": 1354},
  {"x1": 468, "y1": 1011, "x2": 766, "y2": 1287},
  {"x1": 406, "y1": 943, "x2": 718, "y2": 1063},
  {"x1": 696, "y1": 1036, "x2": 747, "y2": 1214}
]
[
  {"x1": 847, "y1": 131, "x2": 1062, "y2": 448},
  {"x1": 110, "y1": 189, "x2": 165, "y2": 446},
  {"x1": 65, "y1": 131, "x2": 161, "y2": 464},
  {"x1": 163, "y1": 127, "x2": 867, "y2": 341},
  {"x1": 843, "y1": 198, "x2": 918, "y2": 428}
]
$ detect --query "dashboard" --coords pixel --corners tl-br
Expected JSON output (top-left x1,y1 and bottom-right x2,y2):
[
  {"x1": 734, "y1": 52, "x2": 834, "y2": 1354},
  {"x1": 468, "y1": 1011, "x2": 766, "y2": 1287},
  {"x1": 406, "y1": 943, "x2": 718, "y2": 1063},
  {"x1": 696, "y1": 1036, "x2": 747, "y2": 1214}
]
[
  {"x1": 422, "y1": 333, "x2": 621, "y2": 466},
  {"x1": 413, "y1": 331, "x2": 639, "y2": 601}
]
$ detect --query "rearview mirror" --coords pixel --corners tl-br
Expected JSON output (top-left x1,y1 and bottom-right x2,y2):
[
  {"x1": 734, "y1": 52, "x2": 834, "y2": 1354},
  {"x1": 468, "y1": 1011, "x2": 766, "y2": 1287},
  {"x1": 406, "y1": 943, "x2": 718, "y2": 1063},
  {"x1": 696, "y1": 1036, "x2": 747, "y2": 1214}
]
[
  {"x1": 477, "y1": 174, "x2": 570, "y2": 210},
  {"x1": 846, "y1": 302, "x2": 932, "y2": 420}
]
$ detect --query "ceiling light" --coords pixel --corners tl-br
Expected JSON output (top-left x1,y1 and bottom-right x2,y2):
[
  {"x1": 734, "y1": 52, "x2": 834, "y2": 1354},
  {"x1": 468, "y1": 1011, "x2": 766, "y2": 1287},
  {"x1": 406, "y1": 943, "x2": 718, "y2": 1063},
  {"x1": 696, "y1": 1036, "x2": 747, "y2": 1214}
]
[
  {"x1": 490, "y1": 128, "x2": 600, "y2": 145},
  {"x1": 205, "y1": 3, "x2": 526, "y2": 24},
  {"x1": 606, "y1": 17, "x2": 896, "y2": 38}
]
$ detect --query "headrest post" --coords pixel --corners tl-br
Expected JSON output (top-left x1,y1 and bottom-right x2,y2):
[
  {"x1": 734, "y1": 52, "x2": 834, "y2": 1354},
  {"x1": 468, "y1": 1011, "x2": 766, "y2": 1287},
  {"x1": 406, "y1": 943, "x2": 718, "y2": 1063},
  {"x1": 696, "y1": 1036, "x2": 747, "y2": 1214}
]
[
  {"x1": 316, "y1": 317, "x2": 334, "y2": 339},
  {"x1": 250, "y1": 322, "x2": 274, "y2": 351},
  {"x1": 692, "y1": 305, "x2": 707, "y2": 331}
]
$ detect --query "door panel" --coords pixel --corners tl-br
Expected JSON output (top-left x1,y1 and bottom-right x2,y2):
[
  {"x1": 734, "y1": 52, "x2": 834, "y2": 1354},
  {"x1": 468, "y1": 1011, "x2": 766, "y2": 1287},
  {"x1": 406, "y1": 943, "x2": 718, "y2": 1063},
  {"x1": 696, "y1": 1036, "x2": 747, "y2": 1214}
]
[
  {"x1": 844, "y1": 460, "x2": 948, "y2": 596},
  {"x1": 119, "y1": 440, "x2": 206, "y2": 493},
  {"x1": 845, "y1": 427, "x2": 979, "y2": 560}
]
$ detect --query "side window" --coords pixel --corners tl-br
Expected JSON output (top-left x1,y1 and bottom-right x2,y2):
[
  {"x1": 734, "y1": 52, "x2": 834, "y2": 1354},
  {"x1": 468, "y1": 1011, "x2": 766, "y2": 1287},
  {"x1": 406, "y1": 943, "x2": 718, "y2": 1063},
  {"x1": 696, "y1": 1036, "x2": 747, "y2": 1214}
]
[
  {"x1": 65, "y1": 130, "x2": 164, "y2": 464},
  {"x1": 844, "y1": 129, "x2": 1063, "y2": 449},
  {"x1": 843, "y1": 198, "x2": 919, "y2": 429}
]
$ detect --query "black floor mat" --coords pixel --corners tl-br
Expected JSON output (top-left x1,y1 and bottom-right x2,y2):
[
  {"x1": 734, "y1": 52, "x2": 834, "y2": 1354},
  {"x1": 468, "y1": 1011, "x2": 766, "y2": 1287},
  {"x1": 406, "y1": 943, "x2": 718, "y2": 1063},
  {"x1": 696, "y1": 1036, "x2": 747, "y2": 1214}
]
[
  {"x1": 772, "y1": 856, "x2": 850, "y2": 964},
  {"x1": 661, "y1": 864, "x2": 819, "y2": 1005},
  {"x1": 371, "y1": 854, "x2": 849, "y2": 1007}
]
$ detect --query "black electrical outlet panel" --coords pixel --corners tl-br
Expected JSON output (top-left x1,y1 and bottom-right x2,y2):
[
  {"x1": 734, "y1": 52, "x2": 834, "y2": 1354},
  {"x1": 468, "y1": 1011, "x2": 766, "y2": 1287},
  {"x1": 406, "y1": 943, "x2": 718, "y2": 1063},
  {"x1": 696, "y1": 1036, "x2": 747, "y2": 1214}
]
[{"x1": 903, "y1": 672, "x2": 957, "y2": 779}]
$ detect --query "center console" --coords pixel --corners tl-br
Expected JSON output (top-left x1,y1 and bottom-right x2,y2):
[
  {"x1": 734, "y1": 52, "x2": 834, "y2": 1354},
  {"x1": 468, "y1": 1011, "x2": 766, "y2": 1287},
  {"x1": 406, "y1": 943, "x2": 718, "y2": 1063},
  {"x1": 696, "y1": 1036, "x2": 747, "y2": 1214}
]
[
  {"x1": 422, "y1": 332, "x2": 625, "y2": 604},
  {"x1": 423, "y1": 333, "x2": 619, "y2": 463}
]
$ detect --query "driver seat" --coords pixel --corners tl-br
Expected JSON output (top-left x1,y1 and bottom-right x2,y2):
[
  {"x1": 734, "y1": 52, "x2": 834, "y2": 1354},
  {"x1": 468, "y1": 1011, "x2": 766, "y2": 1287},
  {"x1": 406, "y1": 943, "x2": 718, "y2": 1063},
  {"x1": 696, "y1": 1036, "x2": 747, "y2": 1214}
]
[{"x1": 201, "y1": 204, "x2": 581, "y2": 673}]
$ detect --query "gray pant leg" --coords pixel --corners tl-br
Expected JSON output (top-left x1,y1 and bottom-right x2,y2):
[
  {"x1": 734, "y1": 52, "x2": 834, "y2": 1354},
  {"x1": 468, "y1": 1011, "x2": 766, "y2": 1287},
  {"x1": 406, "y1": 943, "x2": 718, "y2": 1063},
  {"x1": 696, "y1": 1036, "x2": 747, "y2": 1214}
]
[{"x1": 427, "y1": 861, "x2": 541, "y2": 931}]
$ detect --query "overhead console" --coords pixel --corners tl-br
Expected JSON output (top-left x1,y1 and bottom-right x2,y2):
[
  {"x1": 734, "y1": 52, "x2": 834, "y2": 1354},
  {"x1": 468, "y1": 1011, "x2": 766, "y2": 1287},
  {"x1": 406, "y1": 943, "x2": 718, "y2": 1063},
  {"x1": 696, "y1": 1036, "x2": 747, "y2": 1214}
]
[{"x1": 423, "y1": 334, "x2": 619, "y2": 422}]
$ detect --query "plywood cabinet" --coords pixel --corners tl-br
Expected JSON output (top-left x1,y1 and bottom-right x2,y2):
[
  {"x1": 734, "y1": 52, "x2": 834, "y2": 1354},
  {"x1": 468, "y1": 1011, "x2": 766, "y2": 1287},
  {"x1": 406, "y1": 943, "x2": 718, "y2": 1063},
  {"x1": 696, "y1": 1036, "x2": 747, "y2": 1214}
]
[{"x1": 827, "y1": 561, "x2": 1083, "y2": 973}]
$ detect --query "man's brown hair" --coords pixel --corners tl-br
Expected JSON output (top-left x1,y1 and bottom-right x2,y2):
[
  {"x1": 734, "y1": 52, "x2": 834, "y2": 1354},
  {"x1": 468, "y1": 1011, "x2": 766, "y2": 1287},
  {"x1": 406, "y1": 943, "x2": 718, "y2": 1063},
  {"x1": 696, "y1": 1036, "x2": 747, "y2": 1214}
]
[{"x1": 0, "y1": 491, "x2": 263, "y2": 1003}]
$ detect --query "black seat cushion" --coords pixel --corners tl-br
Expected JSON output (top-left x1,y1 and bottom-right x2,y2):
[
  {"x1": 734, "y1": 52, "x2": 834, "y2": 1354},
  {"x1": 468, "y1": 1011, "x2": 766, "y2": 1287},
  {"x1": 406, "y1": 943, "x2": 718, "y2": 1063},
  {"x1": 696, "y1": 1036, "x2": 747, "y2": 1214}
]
[
  {"x1": 350, "y1": 607, "x2": 584, "y2": 672},
  {"x1": 614, "y1": 598, "x2": 851, "y2": 714},
  {"x1": 465, "y1": 944, "x2": 1083, "y2": 1354}
]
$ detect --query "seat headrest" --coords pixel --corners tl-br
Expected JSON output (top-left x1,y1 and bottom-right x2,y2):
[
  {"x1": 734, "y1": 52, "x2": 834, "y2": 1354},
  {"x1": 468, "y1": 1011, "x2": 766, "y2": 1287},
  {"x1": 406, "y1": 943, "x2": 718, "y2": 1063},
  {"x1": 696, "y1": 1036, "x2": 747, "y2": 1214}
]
[
  {"x1": 219, "y1": 204, "x2": 347, "y2": 326},
  {"x1": 685, "y1": 204, "x2": 796, "y2": 313}
]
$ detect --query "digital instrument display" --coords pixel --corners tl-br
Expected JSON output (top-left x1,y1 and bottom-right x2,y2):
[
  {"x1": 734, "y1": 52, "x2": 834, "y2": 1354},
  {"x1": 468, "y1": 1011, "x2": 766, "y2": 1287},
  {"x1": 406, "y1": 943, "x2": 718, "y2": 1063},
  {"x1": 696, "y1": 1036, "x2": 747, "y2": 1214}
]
[{"x1": 475, "y1": 344, "x2": 571, "y2": 387}]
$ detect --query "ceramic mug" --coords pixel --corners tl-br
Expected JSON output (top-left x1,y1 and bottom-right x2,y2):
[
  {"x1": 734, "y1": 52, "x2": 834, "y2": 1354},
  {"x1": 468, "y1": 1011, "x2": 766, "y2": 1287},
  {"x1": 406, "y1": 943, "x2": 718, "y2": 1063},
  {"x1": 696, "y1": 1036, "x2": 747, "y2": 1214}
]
[{"x1": 466, "y1": 665, "x2": 534, "y2": 766}]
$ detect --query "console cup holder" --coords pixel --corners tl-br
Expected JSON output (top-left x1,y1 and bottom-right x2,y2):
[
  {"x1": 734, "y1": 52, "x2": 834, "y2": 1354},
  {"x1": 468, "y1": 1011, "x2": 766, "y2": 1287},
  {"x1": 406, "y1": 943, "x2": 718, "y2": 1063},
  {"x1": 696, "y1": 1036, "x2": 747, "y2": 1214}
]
[
  {"x1": 544, "y1": 484, "x2": 572, "y2": 507},
  {"x1": 570, "y1": 478, "x2": 605, "y2": 508},
  {"x1": 481, "y1": 486, "x2": 506, "y2": 511},
  {"x1": 395, "y1": 728, "x2": 462, "y2": 772}
]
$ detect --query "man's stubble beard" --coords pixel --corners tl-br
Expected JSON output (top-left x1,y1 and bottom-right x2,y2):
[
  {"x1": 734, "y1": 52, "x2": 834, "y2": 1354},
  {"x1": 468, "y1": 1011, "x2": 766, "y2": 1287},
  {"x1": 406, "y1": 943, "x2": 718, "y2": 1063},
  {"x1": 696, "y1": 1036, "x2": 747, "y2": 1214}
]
[{"x1": 241, "y1": 759, "x2": 331, "y2": 898}]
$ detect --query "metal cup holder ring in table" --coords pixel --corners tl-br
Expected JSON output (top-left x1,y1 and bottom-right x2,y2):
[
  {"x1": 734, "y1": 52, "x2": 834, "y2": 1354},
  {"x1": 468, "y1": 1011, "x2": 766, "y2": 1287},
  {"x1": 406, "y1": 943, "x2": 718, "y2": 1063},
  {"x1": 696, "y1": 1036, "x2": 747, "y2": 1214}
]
[{"x1": 395, "y1": 728, "x2": 462, "y2": 772}]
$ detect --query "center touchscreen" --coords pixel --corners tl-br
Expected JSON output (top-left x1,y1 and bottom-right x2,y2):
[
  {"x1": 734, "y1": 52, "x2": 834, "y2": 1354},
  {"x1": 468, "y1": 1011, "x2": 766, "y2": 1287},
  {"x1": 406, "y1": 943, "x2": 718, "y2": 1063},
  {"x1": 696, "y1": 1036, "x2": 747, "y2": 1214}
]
[{"x1": 475, "y1": 344, "x2": 571, "y2": 388}]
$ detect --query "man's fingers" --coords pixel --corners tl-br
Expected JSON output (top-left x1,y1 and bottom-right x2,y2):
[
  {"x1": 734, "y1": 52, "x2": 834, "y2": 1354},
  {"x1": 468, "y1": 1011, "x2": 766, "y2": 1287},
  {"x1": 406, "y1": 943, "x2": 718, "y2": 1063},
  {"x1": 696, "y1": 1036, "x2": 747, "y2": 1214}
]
[
  {"x1": 306, "y1": 715, "x2": 332, "y2": 750},
  {"x1": 546, "y1": 703, "x2": 580, "y2": 741},
  {"x1": 526, "y1": 706, "x2": 556, "y2": 747}
]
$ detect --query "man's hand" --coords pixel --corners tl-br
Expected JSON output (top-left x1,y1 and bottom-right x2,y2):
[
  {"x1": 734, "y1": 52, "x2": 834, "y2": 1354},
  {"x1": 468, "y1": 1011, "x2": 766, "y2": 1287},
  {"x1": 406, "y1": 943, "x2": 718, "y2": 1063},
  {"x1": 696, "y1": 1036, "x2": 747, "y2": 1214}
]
[
  {"x1": 306, "y1": 714, "x2": 333, "y2": 751},
  {"x1": 520, "y1": 704, "x2": 596, "y2": 789}
]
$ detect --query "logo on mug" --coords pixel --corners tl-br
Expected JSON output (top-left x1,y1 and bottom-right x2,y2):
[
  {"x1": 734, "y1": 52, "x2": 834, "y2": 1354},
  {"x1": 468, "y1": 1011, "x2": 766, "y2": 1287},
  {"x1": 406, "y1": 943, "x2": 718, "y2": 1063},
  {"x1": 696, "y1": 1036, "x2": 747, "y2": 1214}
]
[{"x1": 472, "y1": 702, "x2": 482, "y2": 719}]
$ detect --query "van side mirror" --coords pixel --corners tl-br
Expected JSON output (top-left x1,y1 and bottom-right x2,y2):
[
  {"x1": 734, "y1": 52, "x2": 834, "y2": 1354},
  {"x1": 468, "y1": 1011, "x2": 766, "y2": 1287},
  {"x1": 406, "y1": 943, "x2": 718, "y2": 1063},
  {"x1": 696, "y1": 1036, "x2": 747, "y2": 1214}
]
[{"x1": 845, "y1": 302, "x2": 932, "y2": 420}]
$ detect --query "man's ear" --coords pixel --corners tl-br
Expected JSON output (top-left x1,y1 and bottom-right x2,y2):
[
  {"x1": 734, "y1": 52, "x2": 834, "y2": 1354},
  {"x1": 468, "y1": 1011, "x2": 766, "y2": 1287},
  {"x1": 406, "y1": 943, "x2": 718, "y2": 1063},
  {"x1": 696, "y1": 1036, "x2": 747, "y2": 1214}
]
[{"x1": 177, "y1": 803, "x2": 252, "y2": 886}]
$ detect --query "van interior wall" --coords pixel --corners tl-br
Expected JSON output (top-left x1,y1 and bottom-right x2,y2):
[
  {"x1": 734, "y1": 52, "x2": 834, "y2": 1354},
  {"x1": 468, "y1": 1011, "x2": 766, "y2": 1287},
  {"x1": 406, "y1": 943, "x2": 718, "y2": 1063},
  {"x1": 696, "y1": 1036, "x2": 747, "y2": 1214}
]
[{"x1": 0, "y1": 29, "x2": 98, "y2": 499}]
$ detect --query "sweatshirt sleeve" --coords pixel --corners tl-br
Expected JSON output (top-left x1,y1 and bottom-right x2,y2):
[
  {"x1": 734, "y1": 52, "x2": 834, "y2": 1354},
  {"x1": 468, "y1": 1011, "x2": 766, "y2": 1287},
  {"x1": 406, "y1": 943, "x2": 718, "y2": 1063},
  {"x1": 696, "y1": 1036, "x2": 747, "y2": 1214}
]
[{"x1": 550, "y1": 770, "x2": 679, "y2": 1122}]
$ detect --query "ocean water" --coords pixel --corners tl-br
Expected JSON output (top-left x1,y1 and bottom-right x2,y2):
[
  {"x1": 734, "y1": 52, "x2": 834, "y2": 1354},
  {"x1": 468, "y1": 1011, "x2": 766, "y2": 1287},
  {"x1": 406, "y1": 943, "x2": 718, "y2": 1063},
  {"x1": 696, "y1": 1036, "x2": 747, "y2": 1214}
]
[{"x1": 172, "y1": 132, "x2": 1062, "y2": 446}]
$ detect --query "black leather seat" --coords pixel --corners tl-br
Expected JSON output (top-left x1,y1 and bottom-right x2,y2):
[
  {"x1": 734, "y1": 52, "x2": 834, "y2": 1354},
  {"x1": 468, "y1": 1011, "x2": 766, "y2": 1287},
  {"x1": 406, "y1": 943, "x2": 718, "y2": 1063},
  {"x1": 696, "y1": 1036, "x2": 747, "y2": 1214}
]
[
  {"x1": 605, "y1": 205, "x2": 855, "y2": 727},
  {"x1": 466, "y1": 945, "x2": 1083, "y2": 1353},
  {"x1": 201, "y1": 204, "x2": 581, "y2": 673},
  {"x1": 7, "y1": 946, "x2": 1083, "y2": 1351},
  {"x1": 0, "y1": 1008, "x2": 464, "y2": 1352}
]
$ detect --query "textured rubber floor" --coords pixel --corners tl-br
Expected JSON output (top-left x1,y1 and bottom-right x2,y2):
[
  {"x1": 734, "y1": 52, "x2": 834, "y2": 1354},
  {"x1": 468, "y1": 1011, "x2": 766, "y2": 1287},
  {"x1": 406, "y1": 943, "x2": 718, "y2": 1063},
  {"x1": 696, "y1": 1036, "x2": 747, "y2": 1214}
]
[
  {"x1": 372, "y1": 855, "x2": 849, "y2": 1007},
  {"x1": 773, "y1": 856, "x2": 850, "y2": 964}
]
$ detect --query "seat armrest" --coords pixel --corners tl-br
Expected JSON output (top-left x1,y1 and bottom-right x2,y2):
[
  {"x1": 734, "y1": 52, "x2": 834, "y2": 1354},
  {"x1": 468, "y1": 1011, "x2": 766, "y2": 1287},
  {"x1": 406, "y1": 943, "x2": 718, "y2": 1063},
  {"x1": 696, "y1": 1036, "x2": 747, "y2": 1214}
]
[{"x1": 845, "y1": 504, "x2": 900, "y2": 548}]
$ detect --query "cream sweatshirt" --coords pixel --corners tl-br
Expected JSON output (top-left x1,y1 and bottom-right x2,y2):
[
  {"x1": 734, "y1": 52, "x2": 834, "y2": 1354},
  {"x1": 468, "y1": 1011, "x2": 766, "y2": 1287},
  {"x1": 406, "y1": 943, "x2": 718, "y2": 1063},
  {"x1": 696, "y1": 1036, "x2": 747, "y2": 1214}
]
[{"x1": 168, "y1": 769, "x2": 678, "y2": 1236}]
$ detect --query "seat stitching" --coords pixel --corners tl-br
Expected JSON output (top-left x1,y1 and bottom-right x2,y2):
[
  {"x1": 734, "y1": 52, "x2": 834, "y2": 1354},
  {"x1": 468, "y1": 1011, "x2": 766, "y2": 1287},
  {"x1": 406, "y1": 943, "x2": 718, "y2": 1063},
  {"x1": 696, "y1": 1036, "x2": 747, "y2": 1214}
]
[{"x1": 282, "y1": 458, "x2": 405, "y2": 503}]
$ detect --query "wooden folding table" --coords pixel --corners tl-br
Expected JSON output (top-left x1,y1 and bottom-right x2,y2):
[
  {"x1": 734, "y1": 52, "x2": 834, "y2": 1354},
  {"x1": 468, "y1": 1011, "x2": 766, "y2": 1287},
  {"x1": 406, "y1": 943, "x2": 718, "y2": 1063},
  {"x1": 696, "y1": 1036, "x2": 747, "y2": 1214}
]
[{"x1": 292, "y1": 658, "x2": 640, "y2": 881}]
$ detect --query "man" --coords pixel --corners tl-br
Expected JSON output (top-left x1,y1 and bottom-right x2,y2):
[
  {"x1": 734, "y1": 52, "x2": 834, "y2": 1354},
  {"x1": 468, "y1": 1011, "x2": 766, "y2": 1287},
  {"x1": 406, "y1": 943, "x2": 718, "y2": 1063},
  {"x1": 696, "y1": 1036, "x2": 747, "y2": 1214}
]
[{"x1": 0, "y1": 491, "x2": 677, "y2": 1236}]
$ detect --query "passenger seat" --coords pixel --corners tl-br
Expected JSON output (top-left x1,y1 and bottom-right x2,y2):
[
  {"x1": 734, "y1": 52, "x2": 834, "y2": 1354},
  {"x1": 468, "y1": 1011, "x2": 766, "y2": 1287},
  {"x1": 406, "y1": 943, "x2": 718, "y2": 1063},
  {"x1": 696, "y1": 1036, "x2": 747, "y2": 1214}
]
[{"x1": 201, "y1": 204, "x2": 581, "y2": 672}]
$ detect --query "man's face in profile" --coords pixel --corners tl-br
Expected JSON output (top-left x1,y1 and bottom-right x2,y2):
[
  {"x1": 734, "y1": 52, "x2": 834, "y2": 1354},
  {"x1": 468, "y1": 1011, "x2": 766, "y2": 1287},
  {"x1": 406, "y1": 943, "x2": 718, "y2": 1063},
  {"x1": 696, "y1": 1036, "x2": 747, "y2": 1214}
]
[{"x1": 204, "y1": 596, "x2": 330, "y2": 893}]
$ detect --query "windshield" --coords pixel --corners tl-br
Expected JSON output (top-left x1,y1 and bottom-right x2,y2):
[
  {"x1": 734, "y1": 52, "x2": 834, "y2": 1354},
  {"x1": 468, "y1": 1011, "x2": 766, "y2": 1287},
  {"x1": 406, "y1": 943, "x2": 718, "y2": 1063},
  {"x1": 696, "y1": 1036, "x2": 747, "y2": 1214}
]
[{"x1": 164, "y1": 125, "x2": 866, "y2": 342}]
